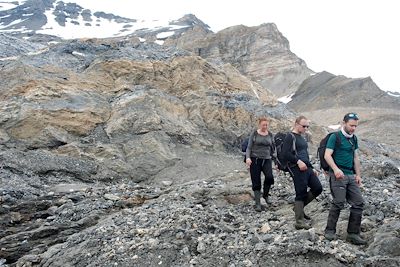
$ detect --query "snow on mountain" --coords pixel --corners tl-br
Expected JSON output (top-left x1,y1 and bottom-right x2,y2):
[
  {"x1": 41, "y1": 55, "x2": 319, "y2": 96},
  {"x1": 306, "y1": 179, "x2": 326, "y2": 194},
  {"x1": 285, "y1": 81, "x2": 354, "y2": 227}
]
[
  {"x1": 277, "y1": 93, "x2": 294, "y2": 104},
  {"x1": 0, "y1": 0, "x2": 210, "y2": 39},
  {"x1": 0, "y1": 1, "x2": 19, "y2": 12},
  {"x1": 388, "y1": 91, "x2": 400, "y2": 98}
]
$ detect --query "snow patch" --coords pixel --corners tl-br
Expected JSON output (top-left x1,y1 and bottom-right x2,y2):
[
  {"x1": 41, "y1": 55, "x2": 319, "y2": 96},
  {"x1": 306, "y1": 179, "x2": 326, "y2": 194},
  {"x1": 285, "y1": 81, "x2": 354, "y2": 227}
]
[
  {"x1": 34, "y1": 8, "x2": 191, "y2": 39},
  {"x1": 72, "y1": 51, "x2": 85, "y2": 57},
  {"x1": 154, "y1": 39, "x2": 164, "y2": 45},
  {"x1": 0, "y1": 1, "x2": 19, "y2": 11},
  {"x1": 168, "y1": 24, "x2": 189, "y2": 30},
  {"x1": 388, "y1": 92, "x2": 400, "y2": 97},
  {"x1": 138, "y1": 37, "x2": 145, "y2": 42},
  {"x1": 278, "y1": 93, "x2": 294, "y2": 104},
  {"x1": 156, "y1": 31, "x2": 174, "y2": 39},
  {"x1": 0, "y1": 14, "x2": 11, "y2": 19},
  {"x1": 0, "y1": 55, "x2": 18, "y2": 61},
  {"x1": 328, "y1": 124, "x2": 341, "y2": 130},
  {"x1": 0, "y1": 18, "x2": 27, "y2": 29},
  {"x1": 250, "y1": 84, "x2": 259, "y2": 99}
]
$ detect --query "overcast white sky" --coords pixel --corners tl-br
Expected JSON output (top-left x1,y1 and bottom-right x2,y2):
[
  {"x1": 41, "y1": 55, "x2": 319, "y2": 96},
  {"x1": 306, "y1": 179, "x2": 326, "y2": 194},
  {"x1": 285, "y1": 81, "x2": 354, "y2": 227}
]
[{"x1": 78, "y1": 0, "x2": 400, "y2": 92}]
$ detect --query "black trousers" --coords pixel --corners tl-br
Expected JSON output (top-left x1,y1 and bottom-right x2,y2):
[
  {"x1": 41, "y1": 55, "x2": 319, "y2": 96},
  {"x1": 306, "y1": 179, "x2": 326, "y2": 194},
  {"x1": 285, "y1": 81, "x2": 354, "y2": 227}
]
[
  {"x1": 249, "y1": 158, "x2": 274, "y2": 195},
  {"x1": 288, "y1": 166, "x2": 322, "y2": 201}
]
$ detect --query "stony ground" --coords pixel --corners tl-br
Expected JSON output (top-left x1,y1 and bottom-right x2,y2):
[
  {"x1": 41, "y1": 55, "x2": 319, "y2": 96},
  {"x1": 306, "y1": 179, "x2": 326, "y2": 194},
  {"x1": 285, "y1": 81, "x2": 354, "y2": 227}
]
[{"x1": 1, "y1": 152, "x2": 399, "y2": 267}]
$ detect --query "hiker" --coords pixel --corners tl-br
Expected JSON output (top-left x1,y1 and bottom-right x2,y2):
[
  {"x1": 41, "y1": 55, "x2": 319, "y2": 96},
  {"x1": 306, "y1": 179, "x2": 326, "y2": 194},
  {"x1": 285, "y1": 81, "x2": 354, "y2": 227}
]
[
  {"x1": 245, "y1": 117, "x2": 275, "y2": 212},
  {"x1": 282, "y1": 116, "x2": 322, "y2": 229},
  {"x1": 324, "y1": 113, "x2": 366, "y2": 245}
]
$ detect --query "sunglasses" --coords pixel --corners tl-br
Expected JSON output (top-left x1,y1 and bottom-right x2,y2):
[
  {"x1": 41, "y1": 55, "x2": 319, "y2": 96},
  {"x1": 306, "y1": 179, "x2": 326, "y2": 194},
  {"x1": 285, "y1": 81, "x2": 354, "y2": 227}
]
[
  {"x1": 344, "y1": 113, "x2": 359, "y2": 120},
  {"x1": 299, "y1": 124, "x2": 309, "y2": 128}
]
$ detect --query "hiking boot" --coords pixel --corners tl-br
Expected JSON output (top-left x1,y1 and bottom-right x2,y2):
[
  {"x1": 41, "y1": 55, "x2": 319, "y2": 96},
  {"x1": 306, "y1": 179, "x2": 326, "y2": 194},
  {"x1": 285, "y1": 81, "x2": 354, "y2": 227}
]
[
  {"x1": 294, "y1": 201, "x2": 311, "y2": 230},
  {"x1": 303, "y1": 191, "x2": 315, "y2": 220},
  {"x1": 263, "y1": 184, "x2": 272, "y2": 205},
  {"x1": 325, "y1": 207, "x2": 341, "y2": 235},
  {"x1": 324, "y1": 231, "x2": 337, "y2": 241},
  {"x1": 347, "y1": 233, "x2": 367, "y2": 245},
  {"x1": 254, "y1": 190, "x2": 262, "y2": 212},
  {"x1": 293, "y1": 206, "x2": 311, "y2": 220},
  {"x1": 264, "y1": 196, "x2": 272, "y2": 205}
]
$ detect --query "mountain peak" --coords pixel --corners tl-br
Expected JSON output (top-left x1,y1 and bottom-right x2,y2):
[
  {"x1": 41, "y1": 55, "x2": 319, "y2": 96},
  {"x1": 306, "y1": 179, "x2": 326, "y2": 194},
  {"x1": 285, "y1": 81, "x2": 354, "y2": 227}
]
[
  {"x1": 171, "y1": 14, "x2": 210, "y2": 30},
  {"x1": 0, "y1": 1, "x2": 213, "y2": 40}
]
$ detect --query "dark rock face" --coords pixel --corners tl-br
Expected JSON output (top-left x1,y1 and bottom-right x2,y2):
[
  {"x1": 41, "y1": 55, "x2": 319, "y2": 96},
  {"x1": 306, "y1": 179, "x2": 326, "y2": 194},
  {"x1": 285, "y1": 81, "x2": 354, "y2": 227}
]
[{"x1": 0, "y1": 33, "x2": 45, "y2": 58}]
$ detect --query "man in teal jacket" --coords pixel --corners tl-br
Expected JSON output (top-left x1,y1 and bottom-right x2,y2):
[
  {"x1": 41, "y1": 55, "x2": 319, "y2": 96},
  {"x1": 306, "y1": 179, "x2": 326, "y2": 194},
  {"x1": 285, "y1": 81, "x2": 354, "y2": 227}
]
[{"x1": 324, "y1": 113, "x2": 366, "y2": 245}]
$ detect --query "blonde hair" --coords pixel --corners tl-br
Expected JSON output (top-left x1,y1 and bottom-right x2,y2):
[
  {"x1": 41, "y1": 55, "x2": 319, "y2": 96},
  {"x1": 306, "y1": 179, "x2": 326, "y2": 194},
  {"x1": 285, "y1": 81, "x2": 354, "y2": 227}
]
[{"x1": 295, "y1": 115, "x2": 308, "y2": 124}]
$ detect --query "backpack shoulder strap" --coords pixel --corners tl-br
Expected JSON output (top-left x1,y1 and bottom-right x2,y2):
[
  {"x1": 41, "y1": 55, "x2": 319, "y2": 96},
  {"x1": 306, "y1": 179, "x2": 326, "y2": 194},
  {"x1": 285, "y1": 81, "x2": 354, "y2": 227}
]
[
  {"x1": 290, "y1": 132, "x2": 297, "y2": 155},
  {"x1": 252, "y1": 130, "x2": 258, "y2": 142},
  {"x1": 353, "y1": 134, "x2": 358, "y2": 145},
  {"x1": 333, "y1": 131, "x2": 341, "y2": 148}
]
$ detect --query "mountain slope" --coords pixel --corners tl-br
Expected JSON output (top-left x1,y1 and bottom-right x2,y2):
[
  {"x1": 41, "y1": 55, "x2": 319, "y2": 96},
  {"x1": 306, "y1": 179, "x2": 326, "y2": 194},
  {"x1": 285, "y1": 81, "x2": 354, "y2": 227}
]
[
  {"x1": 165, "y1": 23, "x2": 313, "y2": 97},
  {"x1": 1, "y1": 0, "x2": 313, "y2": 98},
  {"x1": 0, "y1": 0, "x2": 207, "y2": 40},
  {"x1": 288, "y1": 71, "x2": 400, "y2": 148},
  {"x1": 289, "y1": 71, "x2": 400, "y2": 111}
]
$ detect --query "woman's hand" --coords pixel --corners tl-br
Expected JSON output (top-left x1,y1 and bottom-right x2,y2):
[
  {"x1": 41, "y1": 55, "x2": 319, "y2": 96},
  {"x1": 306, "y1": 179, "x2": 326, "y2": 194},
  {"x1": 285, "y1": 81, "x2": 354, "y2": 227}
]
[{"x1": 245, "y1": 158, "x2": 252, "y2": 168}]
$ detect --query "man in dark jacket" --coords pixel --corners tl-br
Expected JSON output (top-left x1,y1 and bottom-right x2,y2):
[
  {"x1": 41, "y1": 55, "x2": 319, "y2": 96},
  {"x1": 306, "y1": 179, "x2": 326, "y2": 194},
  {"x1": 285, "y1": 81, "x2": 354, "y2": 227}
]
[{"x1": 282, "y1": 116, "x2": 322, "y2": 229}]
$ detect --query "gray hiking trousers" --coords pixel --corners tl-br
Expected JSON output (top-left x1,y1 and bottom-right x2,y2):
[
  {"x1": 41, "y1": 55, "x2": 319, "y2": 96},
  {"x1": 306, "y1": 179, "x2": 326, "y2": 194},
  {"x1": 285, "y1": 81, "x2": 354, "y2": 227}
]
[{"x1": 325, "y1": 173, "x2": 365, "y2": 234}]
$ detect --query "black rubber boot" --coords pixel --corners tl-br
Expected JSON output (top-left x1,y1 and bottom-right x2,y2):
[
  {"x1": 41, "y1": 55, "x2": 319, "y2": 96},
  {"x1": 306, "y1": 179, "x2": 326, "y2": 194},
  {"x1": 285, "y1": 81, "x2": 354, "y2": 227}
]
[
  {"x1": 263, "y1": 184, "x2": 272, "y2": 205},
  {"x1": 346, "y1": 211, "x2": 366, "y2": 245},
  {"x1": 347, "y1": 233, "x2": 367, "y2": 245},
  {"x1": 294, "y1": 201, "x2": 311, "y2": 230},
  {"x1": 254, "y1": 190, "x2": 262, "y2": 212},
  {"x1": 292, "y1": 192, "x2": 313, "y2": 220},
  {"x1": 324, "y1": 231, "x2": 337, "y2": 241},
  {"x1": 325, "y1": 206, "x2": 341, "y2": 239},
  {"x1": 302, "y1": 191, "x2": 315, "y2": 220}
]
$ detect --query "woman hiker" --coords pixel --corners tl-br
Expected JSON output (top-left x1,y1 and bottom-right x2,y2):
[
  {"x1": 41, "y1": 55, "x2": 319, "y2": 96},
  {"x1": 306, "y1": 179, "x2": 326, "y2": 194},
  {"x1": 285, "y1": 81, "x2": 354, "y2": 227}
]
[{"x1": 245, "y1": 117, "x2": 275, "y2": 212}]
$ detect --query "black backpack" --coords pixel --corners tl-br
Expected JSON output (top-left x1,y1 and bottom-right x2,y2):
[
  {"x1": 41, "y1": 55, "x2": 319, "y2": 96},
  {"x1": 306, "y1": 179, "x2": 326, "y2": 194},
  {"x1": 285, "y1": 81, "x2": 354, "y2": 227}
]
[
  {"x1": 241, "y1": 130, "x2": 258, "y2": 153},
  {"x1": 274, "y1": 132, "x2": 296, "y2": 172},
  {"x1": 318, "y1": 132, "x2": 357, "y2": 171}
]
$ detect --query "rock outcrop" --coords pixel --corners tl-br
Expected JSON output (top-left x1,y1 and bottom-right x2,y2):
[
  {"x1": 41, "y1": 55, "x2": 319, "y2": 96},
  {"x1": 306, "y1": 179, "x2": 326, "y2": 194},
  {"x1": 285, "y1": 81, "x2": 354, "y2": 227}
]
[
  {"x1": 166, "y1": 23, "x2": 313, "y2": 97},
  {"x1": 0, "y1": 37, "x2": 295, "y2": 186}
]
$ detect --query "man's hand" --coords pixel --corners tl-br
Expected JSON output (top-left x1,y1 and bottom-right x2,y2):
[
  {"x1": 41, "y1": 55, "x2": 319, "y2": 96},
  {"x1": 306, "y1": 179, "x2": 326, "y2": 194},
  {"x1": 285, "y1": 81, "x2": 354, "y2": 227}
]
[
  {"x1": 245, "y1": 158, "x2": 252, "y2": 169},
  {"x1": 333, "y1": 168, "x2": 345, "y2": 180},
  {"x1": 355, "y1": 175, "x2": 362, "y2": 186},
  {"x1": 313, "y1": 169, "x2": 319, "y2": 177},
  {"x1": 297, "y1": 160, "x2": 308, "y2": 171}
]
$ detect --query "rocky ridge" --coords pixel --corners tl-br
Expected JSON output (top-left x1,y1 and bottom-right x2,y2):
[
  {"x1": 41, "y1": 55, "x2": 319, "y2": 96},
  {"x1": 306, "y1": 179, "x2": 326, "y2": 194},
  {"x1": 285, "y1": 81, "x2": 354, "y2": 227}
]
[
  {"x1": 288, "y1": 71, "x2": 400, "y2": 150},
  {"x1": 165, "y1": 22, "x2": 313, "y2": 98}
]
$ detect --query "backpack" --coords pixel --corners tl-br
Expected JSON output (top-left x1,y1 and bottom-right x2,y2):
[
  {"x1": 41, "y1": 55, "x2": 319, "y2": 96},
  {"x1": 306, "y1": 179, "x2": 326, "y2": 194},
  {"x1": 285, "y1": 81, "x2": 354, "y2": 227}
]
[
  {"x1": 274, "y1": 132, "x2": 296, "y2": 172},
  {"x1": 241, "y1": 130, "x2": 258, "y2": 153},
  {"x1": 318, "y1": 132, "x2": 357, "y2": 171}
]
